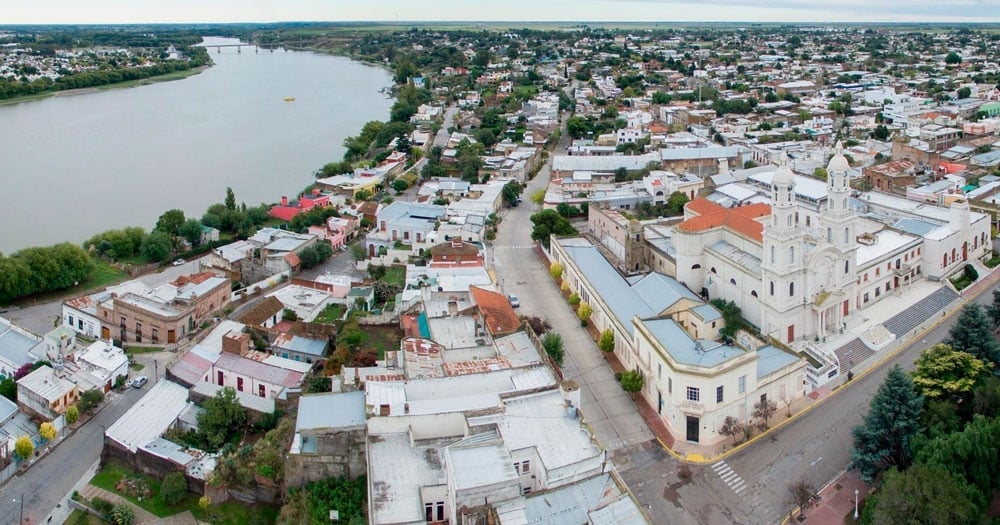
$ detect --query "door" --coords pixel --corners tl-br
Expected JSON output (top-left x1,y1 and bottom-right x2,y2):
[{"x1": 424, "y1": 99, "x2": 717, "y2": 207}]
[
  {"x1": 101, "y1": 326, "x2": 110, "y2": 340},
  {"x1": 787, "y1": 325, "x2": 795, "y2": 343},
  {"x1": 963, "y1": 242, "x2": 968, "y2": 261},
  {"x1": 657, "y1": 390, "x2": 663, "y2": 415},
  {"x1": 217, "y1": 371, "x2": 224, "y2": 386},
  {"x1": 843, "y1": 300, "x2": 849, "y2": 317},
  {"x1": 686, "y1": 415, "x2": 700, "y2": 443},
  {"x1": 167, "y1": 330, "x2": 176, "y2": 344}
]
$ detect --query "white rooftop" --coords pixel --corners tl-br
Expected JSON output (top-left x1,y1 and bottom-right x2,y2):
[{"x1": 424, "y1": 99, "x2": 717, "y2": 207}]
[
  {"x1": 105, "y1": 380, "x2": 191, "y2": 452},
  {"x1": 77, "y1": 340, "x2": 128, "y2": 374},
  {"x1": 855, "y1": 229, "x2": 921, "y2": 268},
  {"x1": 368, "y1": 433, "x2": 448, "y2": 524},
  {"x1": 17, "y1": 365, "x2": 76, "y2": 403}
]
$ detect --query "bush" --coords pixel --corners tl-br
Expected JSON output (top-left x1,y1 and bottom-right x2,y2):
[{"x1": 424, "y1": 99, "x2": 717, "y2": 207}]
[
  {"x1": 541, "y1": 332, "x2": 564, "y2": 366},
  {"x1": 568, "y1": 292, "x2": 580, "y2": 306},
  {"x1": 161, "y1": 472, "x2": 188, "y2": 506},
  {"x1": 39, "y1": 421, "x2": 56, "y2": 441},
  {"x1": 112, "y1": 504, "x2": 135, "y2": 525},
  {"x1": 14, "y1": 435, "x2": 33, "y2": 459},
  {"x1": 78, "y1": 389, "x2": 105, "y2": 413},
  {"x1": 91, "y1": 497, "x2": 114, "y2": 516}
]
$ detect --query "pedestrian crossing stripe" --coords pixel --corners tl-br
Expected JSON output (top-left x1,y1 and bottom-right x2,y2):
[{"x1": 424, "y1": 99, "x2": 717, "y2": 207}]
[{"x1": 711, "y1": 461, "x2": 747, "y2": 494}]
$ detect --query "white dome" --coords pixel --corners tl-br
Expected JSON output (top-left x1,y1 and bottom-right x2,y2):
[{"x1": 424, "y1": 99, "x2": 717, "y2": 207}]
[
  {"x1": 773, "y1": 165, "x2": 795, "y2": 185},
  {"x1": 828, "y1": 141, "x2": 850, "y2": 172}
]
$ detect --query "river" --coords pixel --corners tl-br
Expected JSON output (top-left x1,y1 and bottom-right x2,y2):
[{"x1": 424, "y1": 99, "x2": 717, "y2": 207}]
[{"x1": 0, "y1": 36, "x2": 393, "y2": 254}]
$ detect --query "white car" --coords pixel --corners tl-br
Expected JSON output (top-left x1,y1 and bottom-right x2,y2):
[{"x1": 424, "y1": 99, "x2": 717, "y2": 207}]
[
  {"x1": 507, "y1": 293, "x2": 520, "y2": 308},
  {"x1": 171, "y1": 258, "x2": 186, "y2": 267},
  {"x1": 132, "y1": 376, "x2": 148, "y2": 389}
]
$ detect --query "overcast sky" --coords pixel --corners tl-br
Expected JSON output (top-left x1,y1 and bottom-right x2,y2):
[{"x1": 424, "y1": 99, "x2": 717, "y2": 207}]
[{"x1": 6, "y1": 0, "x2": 999, "y2": 24}]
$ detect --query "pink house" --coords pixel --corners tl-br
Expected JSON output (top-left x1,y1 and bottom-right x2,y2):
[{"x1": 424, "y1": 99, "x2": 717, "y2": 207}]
[
  {"x1": 307, "y1": 216, "x2": 354, "y2": 250},
  {"x1": 270, "y1": 189, "x2": 333, "y2": 222}
]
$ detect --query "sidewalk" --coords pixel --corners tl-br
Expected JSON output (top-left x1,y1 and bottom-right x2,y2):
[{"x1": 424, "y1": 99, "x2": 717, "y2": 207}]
[{"x1": 790, "y1": 470, "x2": 868, "y2": 524}]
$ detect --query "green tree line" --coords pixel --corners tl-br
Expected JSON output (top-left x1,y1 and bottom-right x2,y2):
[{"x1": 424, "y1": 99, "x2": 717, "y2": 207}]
[{"x1": 0, "y1": 243, "x2": 94, "y2": 304}]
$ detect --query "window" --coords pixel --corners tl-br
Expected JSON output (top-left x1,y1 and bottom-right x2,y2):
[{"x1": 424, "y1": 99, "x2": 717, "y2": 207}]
[
  {"x1": 789, "y1": 281, "x2": 795, "y2": 297},
  {"x1": 668, "y1": 377, "x2": 672, "y2": 394},
  {"x1": 845, "y1": 260, "x2": 849, "y2": 274},
  {"x1": 738, "y1": 375, "x2": 746, "y2": 394},
  {"x1": 770, "y1": 281, "x2": 774, "y2": 296},
  {"x1": 770, "y1": 245, "x2": 776, "y2": 263},
  {"x1": 521, "y1": 486, "x2": 532, "y2": 496},
  {"x1": 237, "y1": 377, "x2": 244, "y2": 392},
  {"x1": 686, "y1": 386, "x2": 700, "y2": 402},
  {"x1": 522, "y1": 460, "x2": 530, "y2": 474},
  {"x1": 424, "y1": 502, "x2": 445, "y2": 523},
  {"x1": 259, "y1": 384, "x2": 266, "y2": 397},
  {"x1": 67, "y1": 315, "x2": 74, "y2": 327},
  {"x1": 843, "y1": 227, "x2": 849, "y2": 244},
  {"x1": 657, "y1": 363, "x2": 662, "y2": 380},
  {"x1": 876, "y1": 267, "x2": 880, "y2": 277},
  {"x1": 789, "y1": 246, "x2": 795, "y2": 264},
  {"x1": 827, "y1": 228, "x2": 832, "y2": 243},
  {"x1": 716, "y1": 385, "x2": 724, "y2": 403}
]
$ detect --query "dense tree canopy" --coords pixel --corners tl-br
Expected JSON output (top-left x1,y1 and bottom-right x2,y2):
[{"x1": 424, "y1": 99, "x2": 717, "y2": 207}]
[
  {"x1": 947, "y1": 303, "x2": 1000, "y2": 367},
  {"x1": 851, "y1": 365, "x2": 923, "y2": 482},
  {"x1": 0, "y1": 243, "x2": 94, "y2": 304},
  {"x1": 530, "y1": 209, "x2": 577, "y2": 248}
]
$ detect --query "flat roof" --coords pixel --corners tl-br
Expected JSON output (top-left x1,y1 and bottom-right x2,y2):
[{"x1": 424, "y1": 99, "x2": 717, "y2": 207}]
[
  {"x1": 368, "y1": 433, "x2": 448, "y2": 524},
  {"x1": 755, "y1": 345, "x2": 801, "y2": 379},
  {"x1": 639, "y1": 318, "x2": 744, "y2": 368},
  {"x1": 468, "y1": 390, "x2": 602, "y2": 476},
  {"x1": 105, "y1": 380, "x2": 191, "y2": 452},
  {"x1": 446, "y1": 437, "x2": 517, "y2": 490},
  {"x1": 856, "y1": 229, "x2": 921, "y2": 267},
  {"x1": 17, "y1": 365, "x2": 76, "y2": 402},
  {"x1": 0, "y1": 318, "x2": 41, "y2": 370},
  {"x1": 190, "y1": 381, "x2": 274, "y2": 414},
  {"x1": 295, "y1": 391, "x2": 366, "y2": 432}
]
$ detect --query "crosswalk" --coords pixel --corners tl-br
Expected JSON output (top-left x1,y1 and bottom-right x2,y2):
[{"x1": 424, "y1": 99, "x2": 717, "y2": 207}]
[
  {"x1": 712, "y1": 460, "x2": 748, "y2": 495},
  {"x1": 493, "y1": 244, "x2": 536, "y2": 252}
]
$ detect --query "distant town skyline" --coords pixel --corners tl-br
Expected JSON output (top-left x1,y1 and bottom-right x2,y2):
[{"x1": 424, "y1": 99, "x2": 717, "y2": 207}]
[{"x1": 6, "y1": 0, "x2": 1000, "y2": 25}]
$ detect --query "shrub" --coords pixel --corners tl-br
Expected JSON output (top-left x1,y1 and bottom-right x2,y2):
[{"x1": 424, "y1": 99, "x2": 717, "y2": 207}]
[
  {"x1": 39, "y1": 422, "x2": 56, "y2": 441},
  {"x1": 541, "y1": 332, "x2": 564, "y2": 366},
  {"x1": 14, "y1": 435, "x2": 33, "y2": 459},
  {"x1": 92, "y1": 497, "x2": 114, "y2": 516},
  {"x1": 78, "y1": 389, "x2": 105, "y2": 413},
  {"x1": 549, "y1": 262, "x2": 564, "y2": 280},
  {"x1": 568, "y1": 292, "x2": 580, "y2": 306},
  {"x1": 161, "y1": 472, "x2": 188, "y2": 506},
  {"x1": 112, "y1": 504, "x2": 135, "y2": 525}
]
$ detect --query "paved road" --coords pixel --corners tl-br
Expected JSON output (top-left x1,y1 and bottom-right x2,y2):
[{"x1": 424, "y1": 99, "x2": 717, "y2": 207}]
[
  {"x1": 0, "y1": 382, "x2": 147, "y2": 524},
  {"x1": 625, "y1": 284, "x2": 992, "y2": 524}
]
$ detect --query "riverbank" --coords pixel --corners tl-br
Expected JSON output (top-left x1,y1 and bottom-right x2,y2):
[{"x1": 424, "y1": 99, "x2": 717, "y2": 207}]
[{"x1": 0, "y1": 64, "x2": 211, "y2": 106}]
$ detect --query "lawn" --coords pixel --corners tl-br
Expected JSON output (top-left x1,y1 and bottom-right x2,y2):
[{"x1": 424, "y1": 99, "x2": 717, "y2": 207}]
[
  {"x1": 91, "y1": 459, "x2": 279, "y2": 523},
  {"x1": 125, "y1": 345, "x2": 164, "y2": 354},
  {"x1": 364, "y1": 324, "x2": 403, "y2": 360},
  {"x1": 383, "y1": 266, "x2": 405, "y2": 287},
  {"x1": 314, "y1": 303, "x2": 346, "y2": 324}
]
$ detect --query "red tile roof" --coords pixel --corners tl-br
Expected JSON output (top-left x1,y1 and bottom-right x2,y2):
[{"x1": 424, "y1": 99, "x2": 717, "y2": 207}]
[
  {"x1": 469, "y1": 286, "x2": 520, "y2": 336},
  {"x1": 677, "y1": 199, "x2": 770, "y2": 242}
]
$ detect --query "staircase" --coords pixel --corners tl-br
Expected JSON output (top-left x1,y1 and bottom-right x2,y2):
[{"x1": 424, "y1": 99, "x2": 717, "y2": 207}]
[
  {"x1": 834, "y1": 338, "x2": 874, "y2": 375},
  {"x1": 882, "y1": 287, "x2": 958, "y2": 337}
]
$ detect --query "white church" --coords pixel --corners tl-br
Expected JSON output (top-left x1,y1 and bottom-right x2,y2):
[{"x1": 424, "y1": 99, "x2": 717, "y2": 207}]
[{"x1": 674, "y1": 142, "x2": 990, "y2": 347}]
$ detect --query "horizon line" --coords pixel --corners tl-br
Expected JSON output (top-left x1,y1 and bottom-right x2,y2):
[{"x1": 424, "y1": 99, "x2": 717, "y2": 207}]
[{"x1": 2, "y1": 20, "x2": 999, "y2": 26}]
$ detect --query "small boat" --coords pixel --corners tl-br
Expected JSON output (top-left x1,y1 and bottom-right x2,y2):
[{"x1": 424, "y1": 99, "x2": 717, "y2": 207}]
[{"x1": 284, "y1": 97, "x2": 295, "y2": 102}]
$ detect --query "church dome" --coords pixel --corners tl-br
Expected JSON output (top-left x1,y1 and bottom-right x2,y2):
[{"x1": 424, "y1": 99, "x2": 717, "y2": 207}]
[
  {"x1": 828, "y1": 141, "x2": 850, "y2": 172},
  {"x1": 773, "y1": 165, "x2": 795, "y2": 186}
]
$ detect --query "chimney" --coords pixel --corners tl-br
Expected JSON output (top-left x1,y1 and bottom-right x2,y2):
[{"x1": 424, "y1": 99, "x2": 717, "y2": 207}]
[
  {"x1": 222, "y1": 331, "x2": 251, "y2": 355},
  {"x1": 281, "y1": 196, "x2": 289, "y2": 207}
]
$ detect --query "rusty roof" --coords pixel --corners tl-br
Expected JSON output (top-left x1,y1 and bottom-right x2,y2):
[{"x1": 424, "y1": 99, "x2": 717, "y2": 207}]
[
  {"x1": 677, "y1": 199, "x2": 770, "y2": 242},
  {"x1": 239, "y1": 296, "x2": 284, "y2": 327},
  {"x1": 470, "y1": 286, "x2": 520, "y2": 336}
]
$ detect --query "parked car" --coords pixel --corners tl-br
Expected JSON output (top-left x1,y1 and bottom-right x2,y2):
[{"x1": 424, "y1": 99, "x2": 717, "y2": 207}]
[
  {"x1": 132, "y1": 376, "x2": 148, "y2": 389},
  {"x1": 507, "y1": 293, "x2": 520, "y2": 308},
  {"x1": 171, "y1": 258, "x2": 186, "y2": 267}
]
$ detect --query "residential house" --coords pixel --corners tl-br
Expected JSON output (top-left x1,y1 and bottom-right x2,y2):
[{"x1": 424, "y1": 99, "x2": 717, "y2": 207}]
[
  {"x1": 17, "y1": 365, "x2": 80, "y2": 420},
  {"x1": 429, "y1": 241, "x2": 484, "y2": 268},
  {"x1": 863, "y1": 160, "x2": 921, "y2": 195},
  {"x1": 76, "y1": 340, "x2": 129, "y2": 392},
  {"x1": 238, "y1": 296, "x2": 284, "y2": 330},
  {"x1": 270, "y1": 190, "x2": 333, "y2": 222},
  {"x1": 272, "y1": 333, "x2": 328, "y2": 364},
  {"x1": 286, "y1": 391, "x2": 367, "y2": 488},
  {"x1": 0, "y1": 318, "x2": 44, "y2": 380},
  {"x1": 96, "y1": 272, "x2": 230, "y2": 344},
  {"x1": 365, "y1": 202, "x2": 447, "y2": 257}
]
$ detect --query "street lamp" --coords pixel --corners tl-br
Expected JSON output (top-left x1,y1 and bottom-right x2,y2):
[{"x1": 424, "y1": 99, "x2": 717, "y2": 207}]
[{"x1": 854, "y1": 488, "x2": 860, "y2": 520}]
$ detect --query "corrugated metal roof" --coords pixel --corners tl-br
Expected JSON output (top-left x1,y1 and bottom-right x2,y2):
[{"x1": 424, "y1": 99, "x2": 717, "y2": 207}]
[
  {"x1": 105, "y1": 380, "x2": 191, "y2": 452},
  {"x1": 295, "y1": 391, "x2": 365, "y2": 432}
]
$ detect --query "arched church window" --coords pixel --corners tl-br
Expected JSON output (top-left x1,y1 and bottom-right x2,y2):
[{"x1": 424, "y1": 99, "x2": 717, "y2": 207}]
[
  {"x1": 789, "y1": 282, "x2": 795, "y2": 297},
  {"x1": 843, "y1": 227, "x2": 849, "y2": 244},
  {"x1": 827, "y1": 228, "x2": 832, "y2": 243},
  {"x1": 789, "y1": 246, "x2": 795, "y2": 264}
]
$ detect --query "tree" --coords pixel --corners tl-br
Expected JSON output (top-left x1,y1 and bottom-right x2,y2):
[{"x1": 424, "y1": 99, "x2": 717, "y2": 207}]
[
  {"x1": 851, "y1": 365, "x2": 923, "y2": 482},
  {"x1": 78, "y1": 389, "x2": 104, "y2": 413},
  {"x1": 502, "y1": 181, "x2": 522, "y2": 207},
  {"x1": 872, "y1": 124, "x2": 890, "y2": 141},
  {"x1": 14, "y1": 435, "x2": 33, "y2": 459},
  {"x1": 867, "y1": 465, "x2": 979, "y2": 525},
  {"x1": 752, "y1": 398, "x2": 777, "y2": 429},
  {"x1": 956, "y1": 86, "x2": 971, "y2": 99},
  {"x1": 665, "y1": 191, "x2": 690, "y2": 216},
  {"x1": 197, "y1": 387, "x2": 247, "y2": 451},
  {"x1": 225, "y1": 187, "x2": 237, "y2": 211},
  {"x1": 178, "y1": 219, "x2": 204, "y2": 247},
  {"x1": 541, "y1": 332, "x2": 564, "y2": 366},
  {"x1": 161, "y1": 472, "x2": 188, "y2": 505},
  {"x1": 530, "y1": 209, "x2": 577, "y2": 249},
  {"x1": 154, "y1": 209, "x2": 186, "y2": 236},
  {"x1": 549, "y1": 262, "x2": 564, "y2": 280},
  {"x1": 945, "y1": 52, "x2": 962, "y2": 65},
  {"x1": 112, "y1": 504, "x2": 136, "y2": 525},
  {"x1": 989, "y1": 289, "x2": 1000, "y2": 329},
  {"x1": 577, "y1": 302, "x2": 592, "y2": 324},
  {"x1": 914, "y1": 415, "x2": 1000, "y2": 505},
  {"x1": 39, "y1": 421, "x2": 56, "y2": 441},
  {"x1": 0, "y1": 378, "x2": 15, "y2": 401},
  {"x1": 911, "y1": 343, "x2": 990, "y2": 401},
  {"x1": 65, "y1": 405, "x2": 79, "y2": 424},
  {"x1": 391, "y1": 179, "x2": 408, "y2": 193},
  {"x1": 787, "y1": 478, "x2": 815, "y2": 518},
  {"x1": 298, "y1": 242, "x2": 334, "y2": 269},
  {"x1": 140, "y1": 231, "x2": 173, "y2": 263},
  {"x1": 599, "y1": 329, "x2": 615, "y2": 355},
  {"x1": 719, "y1": 416, "x2": 744, "y2": 445},
  {"x1": 947, "y1": 303, "x2": 1000, "y2": 367},
  {"x1": 620, "y1": 370, "x2": 643, "y2": 397}
]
